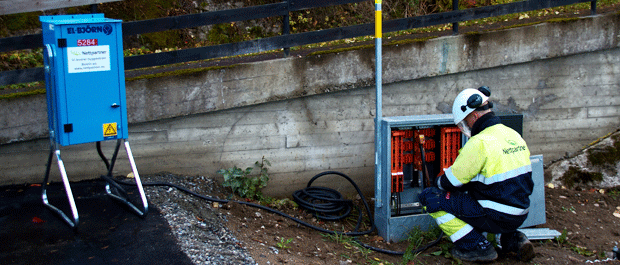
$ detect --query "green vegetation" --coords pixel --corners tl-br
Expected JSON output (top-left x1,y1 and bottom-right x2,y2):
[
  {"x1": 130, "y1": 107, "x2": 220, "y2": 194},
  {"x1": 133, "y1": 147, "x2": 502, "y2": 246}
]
[
  {"x1": 561, "y1": 206, "x2": 576, "y2": 213},
  {"x1": 387, "y1": 36, "x2": 438, "y2": 46},
  {"x1": 547, "y1": 17, "x2": 581, "y2": 23},
  {"x1": 276, "y1": 237, "x2": 293, "y2": 249},
  {"x1": 125, "y1": 64, "x2": 239, "y2": 82},
  {"x1": 555, "y1": 229, "x2": 569, "y2": 247},
  {"x1": 217, "y1": 156, "x2": 270, "y2": 201},
  {"x1": 555, "y1": 229, "x2": 599, "y2": 257},
  {"x1": 320, "y1": 233, "x2": 373, "y2": 261},
  {"x1": 306, "y1": 44, "x2": 374, "y2": 57},
  {"x1": 0, "y1": 88, "x2": 45, "y2": 100},
  {"x1": 401, "y1": 226, "x2": 447, "y2": 264}
]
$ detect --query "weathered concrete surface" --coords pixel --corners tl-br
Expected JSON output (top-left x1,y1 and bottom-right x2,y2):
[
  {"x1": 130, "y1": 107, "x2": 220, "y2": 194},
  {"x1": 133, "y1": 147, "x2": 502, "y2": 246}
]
[
  {"x1": 545, "y1": 129, "x2": 620, "y2": 188},
  {"x1": 1, "y1": 13, "x2": 619, "y2": 196}
]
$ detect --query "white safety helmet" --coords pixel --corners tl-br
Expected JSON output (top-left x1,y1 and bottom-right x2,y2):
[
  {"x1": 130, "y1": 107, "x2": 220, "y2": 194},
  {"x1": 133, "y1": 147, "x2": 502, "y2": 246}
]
[{"x1": 452, "y1": 86, "x2": 491, "y2": 137}]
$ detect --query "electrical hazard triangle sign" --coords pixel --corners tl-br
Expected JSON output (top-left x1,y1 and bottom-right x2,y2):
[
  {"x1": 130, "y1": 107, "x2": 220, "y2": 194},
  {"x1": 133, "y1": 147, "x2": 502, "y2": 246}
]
[{"x1": 103, "y1": 123, "x2": 118, "y2": 137}]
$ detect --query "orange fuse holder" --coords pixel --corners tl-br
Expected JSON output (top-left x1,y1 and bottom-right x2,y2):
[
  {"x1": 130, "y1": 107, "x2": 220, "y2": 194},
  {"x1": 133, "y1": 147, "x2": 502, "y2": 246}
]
[
  {"x1": 390, "y1": 131, "x2": 406, "y2": 193},
  {"x1": 440, "y1": 126, "x2": 462, "y2": 171}
]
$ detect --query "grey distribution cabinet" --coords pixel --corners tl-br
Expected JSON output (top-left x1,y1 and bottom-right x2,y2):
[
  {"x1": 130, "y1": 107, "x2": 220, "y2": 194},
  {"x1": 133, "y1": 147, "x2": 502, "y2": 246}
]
[
  {"x1": 40, "y1": 14, "x2": 127, "y2": 146},
  {"x1": 374, "y1": 114, "x2": 546, "y2": 242}
]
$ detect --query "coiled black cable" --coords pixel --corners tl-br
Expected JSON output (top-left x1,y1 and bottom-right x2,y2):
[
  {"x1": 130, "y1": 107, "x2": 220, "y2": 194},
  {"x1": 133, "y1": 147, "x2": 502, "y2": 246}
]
[{"x1": 96, "y1": 144, "x2": 442, "y2": 256}]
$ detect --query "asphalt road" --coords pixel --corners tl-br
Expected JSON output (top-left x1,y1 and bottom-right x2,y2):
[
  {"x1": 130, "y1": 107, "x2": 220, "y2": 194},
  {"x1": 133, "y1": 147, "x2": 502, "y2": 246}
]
[{"x1": 0, "y1": 180, "x2": 193, "y2": 265}]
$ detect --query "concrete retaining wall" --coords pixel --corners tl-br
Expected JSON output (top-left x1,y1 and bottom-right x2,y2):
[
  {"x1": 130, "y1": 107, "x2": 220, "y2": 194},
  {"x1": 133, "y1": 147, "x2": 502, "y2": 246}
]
[{"x1": 1, "y1": 13, "x2": 619, "y2": 196}]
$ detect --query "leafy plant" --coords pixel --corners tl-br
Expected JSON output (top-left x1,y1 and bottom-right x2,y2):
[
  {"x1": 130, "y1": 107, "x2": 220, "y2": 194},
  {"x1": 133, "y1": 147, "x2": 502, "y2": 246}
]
[
  {"x1": 571, "y1": 245, "x2": 595, "y2": 256},
  {"x1": 217, "y1": 156, "x2": 270, "y2": 201},
  {"x1": 554, "y1": 229, "x2": 597, "y2": 257},
  {"x1": 264, "y1": 197, "x2": 298, "y2": 210},
  {"x1": 561, "y1": 206, "x2": 576, "y2": 213},
  {"x1": 276, "y1": 237, "x2": 293, "y2": 249},
  {"x1": 555, "y1": 229, "x2": 569, "y2": 247}
]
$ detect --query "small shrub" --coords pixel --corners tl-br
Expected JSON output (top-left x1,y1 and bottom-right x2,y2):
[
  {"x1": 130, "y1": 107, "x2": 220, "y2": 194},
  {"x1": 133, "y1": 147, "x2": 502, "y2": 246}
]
[
  {"x1": 276, "y1": 237, "x2": 293, "y2": 249},
  {"x1": 555, "y1": 229, "x2": 568, "y2": 247},
  {"x1": 217, "y1": 156, "x2": 270, "y2": 201}
]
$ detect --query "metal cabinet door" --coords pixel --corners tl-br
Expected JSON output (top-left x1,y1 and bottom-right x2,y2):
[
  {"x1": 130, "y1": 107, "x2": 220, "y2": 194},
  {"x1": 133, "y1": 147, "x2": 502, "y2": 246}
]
[{"x1": 58, "y1": 22, "x2": 126, "y2": 145}]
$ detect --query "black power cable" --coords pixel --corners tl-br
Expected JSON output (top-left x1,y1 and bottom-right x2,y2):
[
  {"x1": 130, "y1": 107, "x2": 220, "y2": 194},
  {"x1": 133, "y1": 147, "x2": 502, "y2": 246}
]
[
  {"x1": 95, "y1": 144, "x2": 442, "y2": 255},
  {"x1": 123, "y1": 171, "x2": 444, "y2": 255}
]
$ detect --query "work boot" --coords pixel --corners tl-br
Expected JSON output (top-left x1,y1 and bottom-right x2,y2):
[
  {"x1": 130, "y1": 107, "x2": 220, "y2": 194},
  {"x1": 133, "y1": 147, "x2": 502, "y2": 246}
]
[
  {"x1": 451, "y1": 240, "x2": 498, "y2": 262},
  {"x1": 500, "y1": 231, "x2": 535, "y2": 262}
]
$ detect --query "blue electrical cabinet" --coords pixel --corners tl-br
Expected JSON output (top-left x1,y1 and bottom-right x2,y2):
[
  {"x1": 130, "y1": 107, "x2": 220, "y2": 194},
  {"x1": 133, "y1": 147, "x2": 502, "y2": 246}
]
[
  {"x1": 39, "y1": 14, "x2": 147, "y2": 229},
  {"x1": 41, "y1": 14, "x2": 127, "y2": 146}
]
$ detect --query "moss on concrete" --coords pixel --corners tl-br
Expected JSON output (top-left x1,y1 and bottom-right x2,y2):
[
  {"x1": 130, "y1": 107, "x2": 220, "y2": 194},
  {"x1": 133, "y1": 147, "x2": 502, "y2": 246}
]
[
  {"x1": 306, "y1": 44, "x2": 374, "y2": 57},
  {"x1": 386, "y1": 36, "x2": 438, "y2": 46},
  {"x1": 0, "y1": 88, "x2": 46, "y2": 100},
  {"x1": 586, "y1": 134, "x2": 620, "y2": 174},
  {"x1": 497, "y1": 21, "x2": 543, "y2": 31},
  {"x1": 126, "y1": 64, "x2": 240, "y2": 82},
  {"x1": 560, "y1": 132, "x2": 620, "y2": 188},
  {"x1": 547, "y1": 17, "x2": 581, "y2": 23},
  {"x1": 561, "y1": 166, "x2": 604, "y2": 189}
]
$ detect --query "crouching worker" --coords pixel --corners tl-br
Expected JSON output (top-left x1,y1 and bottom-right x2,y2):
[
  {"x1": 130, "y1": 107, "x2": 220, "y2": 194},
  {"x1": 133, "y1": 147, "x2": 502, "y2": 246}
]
[{"x1": 418, "y1": 87, "x2": 535, "y2": 262}]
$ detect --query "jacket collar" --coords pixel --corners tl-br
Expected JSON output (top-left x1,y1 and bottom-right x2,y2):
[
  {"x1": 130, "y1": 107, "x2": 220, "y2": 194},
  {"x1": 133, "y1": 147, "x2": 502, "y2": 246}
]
[{"x1": 471, "y1": 112, "x2": 501, "y2": 137}]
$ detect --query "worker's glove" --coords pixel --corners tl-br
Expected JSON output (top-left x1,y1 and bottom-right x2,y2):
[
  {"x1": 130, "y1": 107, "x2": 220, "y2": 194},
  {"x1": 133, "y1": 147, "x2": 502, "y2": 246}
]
[
  {"x1": 433, "y1": 169, "x2": 447, "y2": 189},
  {"x1": 417, "y1": 187, "x2": 443, "y2": 213}
]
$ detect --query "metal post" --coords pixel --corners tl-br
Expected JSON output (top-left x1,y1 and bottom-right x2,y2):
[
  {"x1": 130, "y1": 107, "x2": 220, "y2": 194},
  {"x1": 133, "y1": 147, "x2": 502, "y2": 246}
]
[
  {"x1": 374, "y1": 0, "x2": 383, "y2": 208},
  {"x1": 591, "y1": 0, "x2": 597, "y2": 15},
  {"x1": 452, "y1": 0, "x2": 459, "y2": 35},
  {"x1": 282, "y1": 1, "x2": 291, "y2": 57}
]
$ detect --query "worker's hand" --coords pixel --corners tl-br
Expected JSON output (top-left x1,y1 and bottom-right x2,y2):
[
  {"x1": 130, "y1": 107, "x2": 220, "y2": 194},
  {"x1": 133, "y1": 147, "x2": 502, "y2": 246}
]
[{"x1": 417, "y1": 187, "x2": 443, "y2": 213}]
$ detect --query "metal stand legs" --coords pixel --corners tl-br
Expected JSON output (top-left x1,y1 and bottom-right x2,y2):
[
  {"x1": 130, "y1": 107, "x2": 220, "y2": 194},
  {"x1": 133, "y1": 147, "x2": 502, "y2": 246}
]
[
  {"x1": 101, "y1": 140, "x2": 148, "y2": 217},
  {"x1": 42, "y1": 139, "x2": 148, "y2": 228},
  {"x1": 42, "y1": 148, "x2": 79, "y2": 228}
]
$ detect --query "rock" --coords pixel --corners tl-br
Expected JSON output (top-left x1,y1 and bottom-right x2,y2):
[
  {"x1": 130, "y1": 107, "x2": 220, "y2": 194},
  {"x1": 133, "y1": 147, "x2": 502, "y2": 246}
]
[{"x1": 546, "y1": 130, "x2": 620, "y2": 189}]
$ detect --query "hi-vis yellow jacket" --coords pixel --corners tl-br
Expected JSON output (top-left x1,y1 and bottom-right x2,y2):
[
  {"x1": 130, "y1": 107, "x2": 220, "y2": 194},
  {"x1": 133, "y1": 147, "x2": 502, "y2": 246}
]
[{"x1": 438, "y1": 120, "x2": 534, "y2": 218}]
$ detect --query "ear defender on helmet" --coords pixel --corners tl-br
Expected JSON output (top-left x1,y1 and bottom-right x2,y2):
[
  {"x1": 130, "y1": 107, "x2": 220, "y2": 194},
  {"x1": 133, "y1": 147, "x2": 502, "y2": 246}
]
[
  {"x1": 478, "y1": 86, "x2": 491, "y2": 97},
  {"x1": 460, "y1": 86, "x2": 493, "y2": 112}
]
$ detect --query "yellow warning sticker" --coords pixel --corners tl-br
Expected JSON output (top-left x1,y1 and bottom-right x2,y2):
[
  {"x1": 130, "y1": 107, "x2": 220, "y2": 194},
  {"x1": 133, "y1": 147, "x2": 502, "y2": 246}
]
[{"x1": 103, "y1": 123, "x2": 118, "y2": 137}]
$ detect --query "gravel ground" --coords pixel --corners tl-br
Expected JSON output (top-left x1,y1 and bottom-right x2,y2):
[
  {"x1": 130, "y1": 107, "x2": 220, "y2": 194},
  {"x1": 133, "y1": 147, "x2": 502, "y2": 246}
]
[{"x1": 140, "y1": 173, "x2": 256, "y2": 265}]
